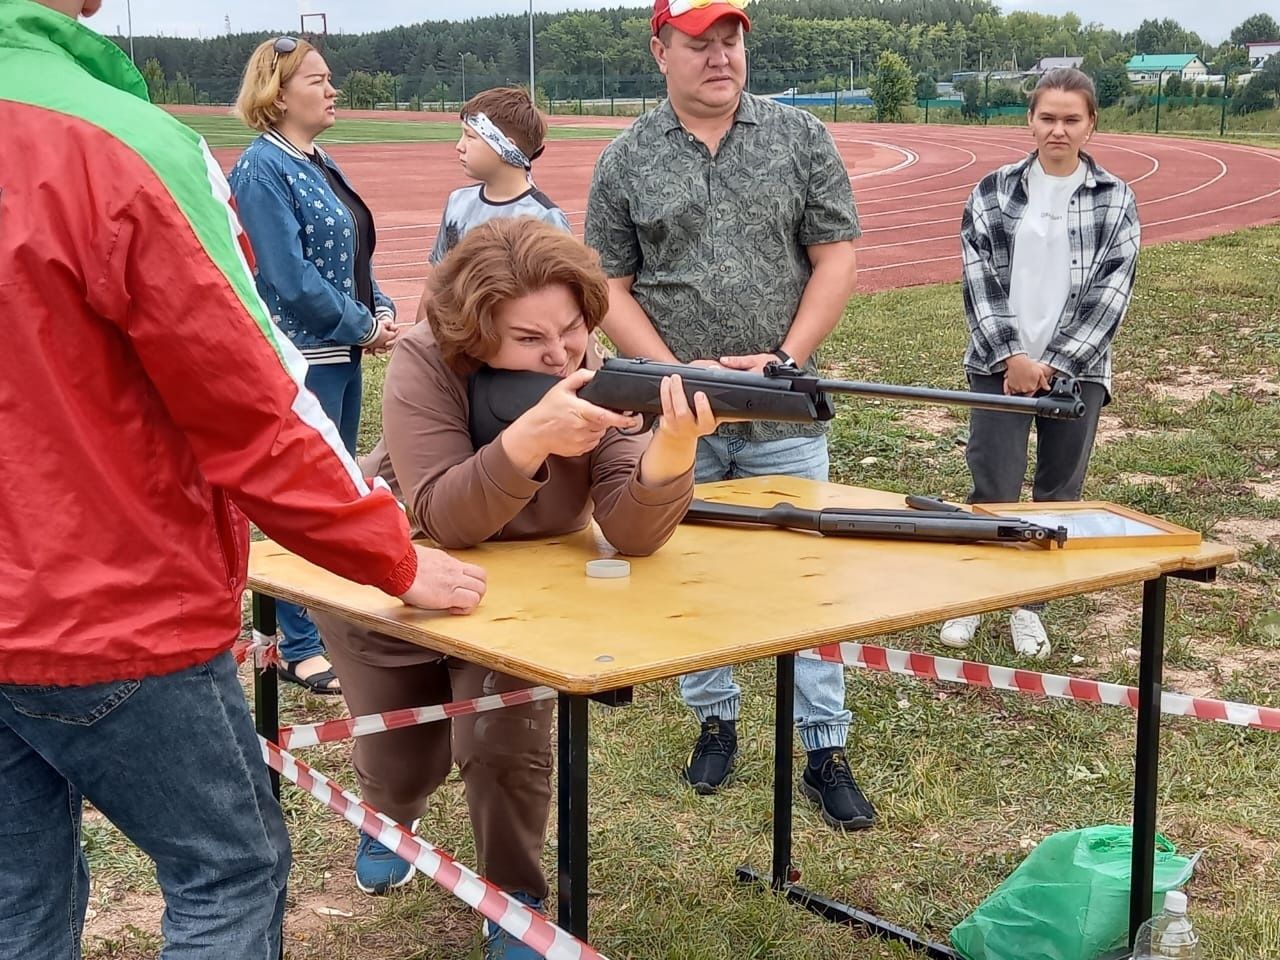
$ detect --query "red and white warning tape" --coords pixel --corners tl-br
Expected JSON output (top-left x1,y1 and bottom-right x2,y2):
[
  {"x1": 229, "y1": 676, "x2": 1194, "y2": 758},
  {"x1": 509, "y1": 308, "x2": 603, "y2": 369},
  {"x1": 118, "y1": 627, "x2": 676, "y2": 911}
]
[
  {"x1": 279, "y1": 685, "x2": 557, "y2": 749},
  {"x1": 260, "y1": 737, "x2": 608, "y2": 960},
  {"x1": 801, "y1": 642, "x2": 1280, "y2": 733},
  {"x1": 233, "y1": 631, "x2": 279, "y2": 668}
]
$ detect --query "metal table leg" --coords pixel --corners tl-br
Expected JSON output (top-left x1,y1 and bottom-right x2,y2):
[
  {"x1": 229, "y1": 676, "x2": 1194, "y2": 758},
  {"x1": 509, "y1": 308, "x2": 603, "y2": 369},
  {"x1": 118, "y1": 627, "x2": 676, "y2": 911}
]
[
  {"x1": 733, "y1": 658, "x2": 959, "y2": 957},
  {"x1": 1130, "y1": 575, "x2": 1167, "y2": 945},
  {"x1": 557, "y1": 693, "x2": 590, "y2": 940},
  {"x1": 772, "y1": 652, "x2": 796, "y2": 888},
  {"x1": 251, "y1": 592, "x2": 280, "y2": 800},
  {"x1": 250, "y1": 592, "x2": 285, "y2": 960}
]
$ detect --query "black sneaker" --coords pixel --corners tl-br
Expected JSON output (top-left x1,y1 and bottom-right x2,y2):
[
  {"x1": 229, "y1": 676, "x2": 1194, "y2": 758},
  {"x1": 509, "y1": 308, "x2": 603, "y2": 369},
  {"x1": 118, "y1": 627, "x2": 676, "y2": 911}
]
[
  {"x1": 800, "y1": 748, "x2": 876, "y2": 831},
  {"x1": 682, "y1": 717, "x2": 738, "y2": 795}
]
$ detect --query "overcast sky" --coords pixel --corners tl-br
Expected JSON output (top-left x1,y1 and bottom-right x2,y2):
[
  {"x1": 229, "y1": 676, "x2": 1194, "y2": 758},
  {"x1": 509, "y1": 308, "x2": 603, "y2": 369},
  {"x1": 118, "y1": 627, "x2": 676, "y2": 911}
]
[{"x1": 92, "y1": 1, "x2": 1267, "y2": 46}]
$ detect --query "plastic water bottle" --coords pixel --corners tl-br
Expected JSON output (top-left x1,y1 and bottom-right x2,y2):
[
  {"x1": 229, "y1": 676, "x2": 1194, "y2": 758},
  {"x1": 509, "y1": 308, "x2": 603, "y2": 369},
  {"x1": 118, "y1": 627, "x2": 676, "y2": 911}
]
[{"x1": 1132, "y1": 890, "x2": 1201, "y2": 959}]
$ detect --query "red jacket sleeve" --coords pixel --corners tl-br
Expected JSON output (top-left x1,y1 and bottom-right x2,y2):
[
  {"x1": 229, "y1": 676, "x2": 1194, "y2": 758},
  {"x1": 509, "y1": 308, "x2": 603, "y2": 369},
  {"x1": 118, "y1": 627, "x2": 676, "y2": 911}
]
[{"x1": 87, "y1": 170, "x2": 417, "y2": 596}]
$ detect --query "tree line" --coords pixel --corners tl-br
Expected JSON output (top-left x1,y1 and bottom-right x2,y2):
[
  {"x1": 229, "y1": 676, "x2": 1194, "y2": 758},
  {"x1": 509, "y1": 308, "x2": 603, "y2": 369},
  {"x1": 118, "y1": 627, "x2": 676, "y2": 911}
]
[{"x1": 114, "y1": 3, "x2": 1279, "y2": 110}]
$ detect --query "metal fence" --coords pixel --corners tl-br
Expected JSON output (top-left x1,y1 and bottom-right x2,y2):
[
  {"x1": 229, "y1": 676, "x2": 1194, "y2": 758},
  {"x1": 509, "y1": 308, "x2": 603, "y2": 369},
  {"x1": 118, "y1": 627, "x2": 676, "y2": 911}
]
[{"x1": 156, "y1": 68, "x2": 1280, "y2": 137}]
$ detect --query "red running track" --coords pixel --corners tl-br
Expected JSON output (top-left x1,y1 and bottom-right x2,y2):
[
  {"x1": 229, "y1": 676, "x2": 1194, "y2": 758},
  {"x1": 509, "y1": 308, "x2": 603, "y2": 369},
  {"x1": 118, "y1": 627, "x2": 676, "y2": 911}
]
[{"x1": 210, "y1": 120, "x2": 1280, "y2": 316}]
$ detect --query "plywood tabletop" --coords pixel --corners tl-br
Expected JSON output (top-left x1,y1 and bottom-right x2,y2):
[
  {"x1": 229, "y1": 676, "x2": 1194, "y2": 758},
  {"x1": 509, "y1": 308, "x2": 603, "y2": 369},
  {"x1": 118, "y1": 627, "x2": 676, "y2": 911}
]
[{"x1": 248, "y1": 477, "x2": 1235, "y2": 693}]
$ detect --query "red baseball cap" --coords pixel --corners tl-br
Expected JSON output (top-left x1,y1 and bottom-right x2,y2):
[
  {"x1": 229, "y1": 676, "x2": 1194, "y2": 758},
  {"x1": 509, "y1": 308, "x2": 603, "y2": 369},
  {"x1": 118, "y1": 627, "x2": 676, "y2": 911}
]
[{"x1": 651, "y1": 0, "x2": 752, "y2": 38}]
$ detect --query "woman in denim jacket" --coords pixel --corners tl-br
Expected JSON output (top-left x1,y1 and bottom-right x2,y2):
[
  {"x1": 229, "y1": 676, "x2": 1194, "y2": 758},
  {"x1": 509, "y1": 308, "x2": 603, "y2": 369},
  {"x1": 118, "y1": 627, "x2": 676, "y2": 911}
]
[{"x1": 230, "y1": 37, "x2": 401, "y2": 694}]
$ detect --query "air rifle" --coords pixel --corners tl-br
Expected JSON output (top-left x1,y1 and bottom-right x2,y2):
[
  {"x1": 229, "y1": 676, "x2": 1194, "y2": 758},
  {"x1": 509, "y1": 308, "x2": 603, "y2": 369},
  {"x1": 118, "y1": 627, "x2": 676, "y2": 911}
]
[
  {"x1": 682, "y1": 498, "x2": 1069, "y2": 548},
  {"x1": 468, "y1": 357, "x2": 1086, "y2": 447}
]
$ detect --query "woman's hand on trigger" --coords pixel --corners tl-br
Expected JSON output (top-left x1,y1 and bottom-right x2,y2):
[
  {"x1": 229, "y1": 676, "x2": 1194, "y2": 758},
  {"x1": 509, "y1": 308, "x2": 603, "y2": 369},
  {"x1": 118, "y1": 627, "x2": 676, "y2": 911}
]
[{"x1": 501, "y1": 368, "x2": 640, "y2": 474}]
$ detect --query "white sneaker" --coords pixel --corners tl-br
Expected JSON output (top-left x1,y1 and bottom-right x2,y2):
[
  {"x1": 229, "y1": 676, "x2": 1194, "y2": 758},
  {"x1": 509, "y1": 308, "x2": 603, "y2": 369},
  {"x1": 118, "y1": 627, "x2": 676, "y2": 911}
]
[
  {"x1": 1010, "y1": 608, "x2": 1051, "y2": 659},
  {"x1": 939, "y1": 615, "x2": 982, "y2": 648}
]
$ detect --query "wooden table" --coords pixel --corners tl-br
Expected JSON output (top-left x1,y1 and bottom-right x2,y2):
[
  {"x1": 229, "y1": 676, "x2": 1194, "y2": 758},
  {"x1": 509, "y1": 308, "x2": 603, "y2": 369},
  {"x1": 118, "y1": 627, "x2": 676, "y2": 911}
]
[{"x1": 248, "y1": 477, "x2": 1233, "y2": 955}]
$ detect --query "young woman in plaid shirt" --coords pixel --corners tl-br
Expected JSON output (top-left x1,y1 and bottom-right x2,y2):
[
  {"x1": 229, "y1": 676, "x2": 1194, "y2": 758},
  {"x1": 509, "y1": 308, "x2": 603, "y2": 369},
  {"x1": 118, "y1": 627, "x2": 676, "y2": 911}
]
[{"x1": 940, "y1": 68, "x2": 1141, "y2": 658}]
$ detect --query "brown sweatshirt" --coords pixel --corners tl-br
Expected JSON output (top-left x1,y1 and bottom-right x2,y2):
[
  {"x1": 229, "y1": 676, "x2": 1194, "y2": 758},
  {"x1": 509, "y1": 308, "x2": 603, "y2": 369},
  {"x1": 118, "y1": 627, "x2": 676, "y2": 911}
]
[
  {"x1": 320, "y1": 323, "x2": 695, "y2": 666},
  {"x1": 374, "y1": 321, "x2": 693, "y2": 550}
]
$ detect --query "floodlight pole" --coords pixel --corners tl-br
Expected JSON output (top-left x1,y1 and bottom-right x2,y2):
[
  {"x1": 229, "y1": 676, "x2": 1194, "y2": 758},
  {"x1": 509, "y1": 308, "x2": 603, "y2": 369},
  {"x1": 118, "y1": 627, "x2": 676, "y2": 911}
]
[{"x1": 1154, "y1": 68, "x2": 1167, "y2": 134}]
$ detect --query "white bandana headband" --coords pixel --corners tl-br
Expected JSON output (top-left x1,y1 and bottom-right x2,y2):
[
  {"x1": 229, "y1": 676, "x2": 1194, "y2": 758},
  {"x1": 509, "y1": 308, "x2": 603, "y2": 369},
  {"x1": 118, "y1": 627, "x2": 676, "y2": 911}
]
[{"x1": 464, "y1": 112, "x2": 531, "y2": 172}]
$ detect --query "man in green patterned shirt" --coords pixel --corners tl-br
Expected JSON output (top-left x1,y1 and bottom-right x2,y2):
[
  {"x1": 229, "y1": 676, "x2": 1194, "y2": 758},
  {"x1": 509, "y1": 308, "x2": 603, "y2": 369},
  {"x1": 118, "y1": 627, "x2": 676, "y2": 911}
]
[{"x1": 585, "y1": 0, "x2": 872, "y2": 831}]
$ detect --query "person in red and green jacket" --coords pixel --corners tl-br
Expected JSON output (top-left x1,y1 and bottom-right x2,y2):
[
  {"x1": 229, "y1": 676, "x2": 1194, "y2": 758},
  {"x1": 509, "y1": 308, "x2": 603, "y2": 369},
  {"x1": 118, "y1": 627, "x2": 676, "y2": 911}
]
[{"x1": 0, "y1": 2, "x2": 487, "y2": 958}]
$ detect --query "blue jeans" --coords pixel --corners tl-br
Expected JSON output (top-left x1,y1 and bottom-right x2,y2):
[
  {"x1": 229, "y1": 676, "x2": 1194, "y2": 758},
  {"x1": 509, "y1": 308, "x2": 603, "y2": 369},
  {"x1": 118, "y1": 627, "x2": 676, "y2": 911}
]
[
  {"x1": 278, "y1": 357, "x2": 364, "y2": 664},
  {"x1": 0, "y1": 653, "x2": 290, "y2": 960},
  {"x1": 681, "y1": 434, "x2": 851, "y2": 752}
]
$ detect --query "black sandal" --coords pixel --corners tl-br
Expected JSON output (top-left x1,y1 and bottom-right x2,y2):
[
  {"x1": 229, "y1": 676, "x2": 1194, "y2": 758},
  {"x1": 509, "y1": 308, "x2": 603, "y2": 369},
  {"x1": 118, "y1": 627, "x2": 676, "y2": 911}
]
[{"x1": 278, "y1": 659, "x2": 343, "y2": 696}]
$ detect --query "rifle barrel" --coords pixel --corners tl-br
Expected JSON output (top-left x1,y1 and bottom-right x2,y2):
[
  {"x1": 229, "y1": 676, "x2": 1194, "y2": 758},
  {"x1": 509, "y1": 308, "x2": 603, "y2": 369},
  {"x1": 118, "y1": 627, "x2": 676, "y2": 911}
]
[{"x1": 813, "y1": 376, "x2": 1086, "y2": 420}]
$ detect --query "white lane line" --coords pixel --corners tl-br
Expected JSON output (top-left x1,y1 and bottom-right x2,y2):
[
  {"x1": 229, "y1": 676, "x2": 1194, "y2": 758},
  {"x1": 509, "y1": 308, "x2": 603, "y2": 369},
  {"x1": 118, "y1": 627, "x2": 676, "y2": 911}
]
[
  {"x1": 854, "y1": 143, "x2": 978, "y2": 194},
  {"x1": 838, "y1": 138, "x2": 919, "y2": 180},
  {"x1": 860, "y1": 253, "x2": 958, "y2": 273}
]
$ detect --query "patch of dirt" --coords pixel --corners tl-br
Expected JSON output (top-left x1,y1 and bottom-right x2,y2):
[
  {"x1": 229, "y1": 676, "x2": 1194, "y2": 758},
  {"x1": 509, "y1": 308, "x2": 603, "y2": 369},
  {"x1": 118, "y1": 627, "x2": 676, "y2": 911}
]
[
  {"x1": 82, "y1": 876, "x2": 462, "y2": 956},
  {"x1": 1164, "y1": 647, "x2": 1280, "y2": 700},
  {"x1": 1118, "y1": 472, "x2": 1179, "y2": 492},
  {"x1": 1159, "y1": 820, "x2": 1273, "y2": 885},
  {"x1": 1093, "y1": 419, "x2": 1178, "y2": 446},
  {"x1": 1086, "y1": 602, "x2": 1138, "y2": 641},
  {"x1": 1150, "y1": 368, "x2": 1280, "y2": 404},
  {"x1": 1242, "y1": 374, "x2": 1280, "y2": 396},
  {"x1": 1245, "y1": 479, "x2": 1280, "y2": 501},
  {"x1": 284, "y1": 888, "x2": 371, "y2": 943},
  {"x1": 1213, "y1": 824, "x2": 1278, "y2": 864},
  {"x1": 897, "y1": 407, "x2": 962, "y2": 436},
  {"x1": 1162, "y1": 666, "x2": 1217, "y2": 698},
  {"x1": 1222, "y1": 648, "x2": 1280, "y2": 673},
  {"x1": 1211, "y1": 518, "x2": 1280, "y2": 551},
  {"x1": 84, "y1": 889, "x2": 164, "y2": 947},
  {"x1": 82, "y1": 803, "x2": 107, "y2": 824}
]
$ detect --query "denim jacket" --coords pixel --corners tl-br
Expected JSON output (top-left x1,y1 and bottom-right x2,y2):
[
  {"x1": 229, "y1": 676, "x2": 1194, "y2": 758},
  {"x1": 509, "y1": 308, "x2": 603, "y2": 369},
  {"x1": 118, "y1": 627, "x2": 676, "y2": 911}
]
[{"x1": 229, "y1": 130, "x2": 394, "y2": 362}]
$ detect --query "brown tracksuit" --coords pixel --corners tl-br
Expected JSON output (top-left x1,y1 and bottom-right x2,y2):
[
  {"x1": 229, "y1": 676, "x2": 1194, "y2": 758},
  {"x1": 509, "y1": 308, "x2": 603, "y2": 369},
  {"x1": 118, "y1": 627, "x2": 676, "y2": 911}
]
[{"x1": 313, "y1": 323, "x2": 693, "y2": 899}]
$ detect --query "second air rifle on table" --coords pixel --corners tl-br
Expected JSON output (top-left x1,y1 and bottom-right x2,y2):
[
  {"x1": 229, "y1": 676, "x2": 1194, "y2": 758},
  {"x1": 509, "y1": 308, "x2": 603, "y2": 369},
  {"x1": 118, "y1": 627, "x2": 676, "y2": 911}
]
[{"x1": 682, "y1": 495, "x2": 1069, "y2": 548}]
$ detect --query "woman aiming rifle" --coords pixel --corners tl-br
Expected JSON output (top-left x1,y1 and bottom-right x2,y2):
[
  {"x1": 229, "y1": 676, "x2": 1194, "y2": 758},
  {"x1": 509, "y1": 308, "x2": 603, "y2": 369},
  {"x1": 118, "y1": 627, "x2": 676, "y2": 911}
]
[{"x1": 311, "y1": 217, "x2": 719, "y2": 958}]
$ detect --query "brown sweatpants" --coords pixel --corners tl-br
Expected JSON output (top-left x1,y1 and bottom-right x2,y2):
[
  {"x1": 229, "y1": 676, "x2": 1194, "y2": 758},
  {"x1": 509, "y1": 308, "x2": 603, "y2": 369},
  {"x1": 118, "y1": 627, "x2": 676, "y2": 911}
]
[{"x1": 316, "y1": 612, "x2": 554, "y2": 900}]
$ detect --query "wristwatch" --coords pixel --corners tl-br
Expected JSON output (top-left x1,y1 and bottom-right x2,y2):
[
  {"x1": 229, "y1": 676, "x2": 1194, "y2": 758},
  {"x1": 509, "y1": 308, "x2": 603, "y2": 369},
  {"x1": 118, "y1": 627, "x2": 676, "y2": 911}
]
[{"x1": 771, "y1": 347, "x2": 798, "y2": 369}]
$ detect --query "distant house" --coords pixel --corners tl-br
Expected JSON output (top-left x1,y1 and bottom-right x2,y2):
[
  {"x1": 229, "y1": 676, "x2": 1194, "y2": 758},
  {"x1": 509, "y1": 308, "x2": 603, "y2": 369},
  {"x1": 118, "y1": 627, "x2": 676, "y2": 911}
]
[
  {"x1": 1125, "y1": 54, "x2": 1208, "y2": 83},
  {"x1": 1029, "y1": 56, "x2": 1084, "y2": 75},
  {"x1": 1246, "y1": 40, "x2": 1280, "y2": 71}
]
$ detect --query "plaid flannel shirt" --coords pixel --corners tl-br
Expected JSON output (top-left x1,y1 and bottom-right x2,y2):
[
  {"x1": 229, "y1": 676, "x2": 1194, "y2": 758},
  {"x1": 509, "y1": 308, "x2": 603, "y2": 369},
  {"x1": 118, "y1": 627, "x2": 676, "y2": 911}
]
[{"x1": 960, "y1": 150, "x2": 1140, "y2": 394}]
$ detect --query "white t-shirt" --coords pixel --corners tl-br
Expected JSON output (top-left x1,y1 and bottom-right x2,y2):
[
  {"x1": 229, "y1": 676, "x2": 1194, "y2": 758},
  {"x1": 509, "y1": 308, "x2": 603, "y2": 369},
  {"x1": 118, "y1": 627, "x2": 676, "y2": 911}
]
[
  {"x1": 429, "y1": 184, "x2": 571, "y2": 265},
  {"x1": 1008, "y1": 158, "x2": 1087, "y2": 363}
]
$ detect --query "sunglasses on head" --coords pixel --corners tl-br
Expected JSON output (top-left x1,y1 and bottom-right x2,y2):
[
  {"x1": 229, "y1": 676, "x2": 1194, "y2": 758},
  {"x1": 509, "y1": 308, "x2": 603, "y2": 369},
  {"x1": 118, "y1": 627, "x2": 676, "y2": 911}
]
[{"x1": 270, "y1": 36, "x2": 298, "y2": 72}]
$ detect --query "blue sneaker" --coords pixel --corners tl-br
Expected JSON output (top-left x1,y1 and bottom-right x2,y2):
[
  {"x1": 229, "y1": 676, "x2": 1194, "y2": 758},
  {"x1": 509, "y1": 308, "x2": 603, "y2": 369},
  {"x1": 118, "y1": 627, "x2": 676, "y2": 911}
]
[
  {"x1": 353, "y1": 831, "x2": 416, "y2": 895},
  {"x1": 482, "y1": 891, "x2": 545, "y2": 959}
]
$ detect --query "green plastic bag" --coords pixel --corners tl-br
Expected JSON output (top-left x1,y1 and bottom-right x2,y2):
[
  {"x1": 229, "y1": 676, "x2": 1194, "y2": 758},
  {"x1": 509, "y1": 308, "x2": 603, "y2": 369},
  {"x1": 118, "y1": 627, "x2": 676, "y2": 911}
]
[{"x1": 950, "y1": 825, "x2": 1196, "y2": 960}]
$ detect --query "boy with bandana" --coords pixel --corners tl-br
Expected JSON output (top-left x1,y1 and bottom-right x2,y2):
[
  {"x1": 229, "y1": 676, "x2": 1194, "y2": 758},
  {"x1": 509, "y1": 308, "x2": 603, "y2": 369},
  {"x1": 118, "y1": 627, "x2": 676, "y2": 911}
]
[{"x1": 415, "y1": 87, "x2": 571, "y2": 322}]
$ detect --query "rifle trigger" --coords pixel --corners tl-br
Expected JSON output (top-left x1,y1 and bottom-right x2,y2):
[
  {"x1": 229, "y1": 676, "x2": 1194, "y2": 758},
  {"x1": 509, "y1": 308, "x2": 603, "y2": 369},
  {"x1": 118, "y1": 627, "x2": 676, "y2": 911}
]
[{"x1": 620, "y1": 412, "x2": 657, "y2": 436}]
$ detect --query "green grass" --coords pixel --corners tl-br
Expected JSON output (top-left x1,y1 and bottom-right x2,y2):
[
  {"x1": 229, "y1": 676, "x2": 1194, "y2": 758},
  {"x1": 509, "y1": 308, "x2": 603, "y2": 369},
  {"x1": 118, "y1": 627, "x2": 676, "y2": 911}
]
[
  {"x1": 84, "y1": 227, "x2": 1280, "y2": 958},
  {"x1": 171, "y1": 111, "x2": 623, "y2": 149}
]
